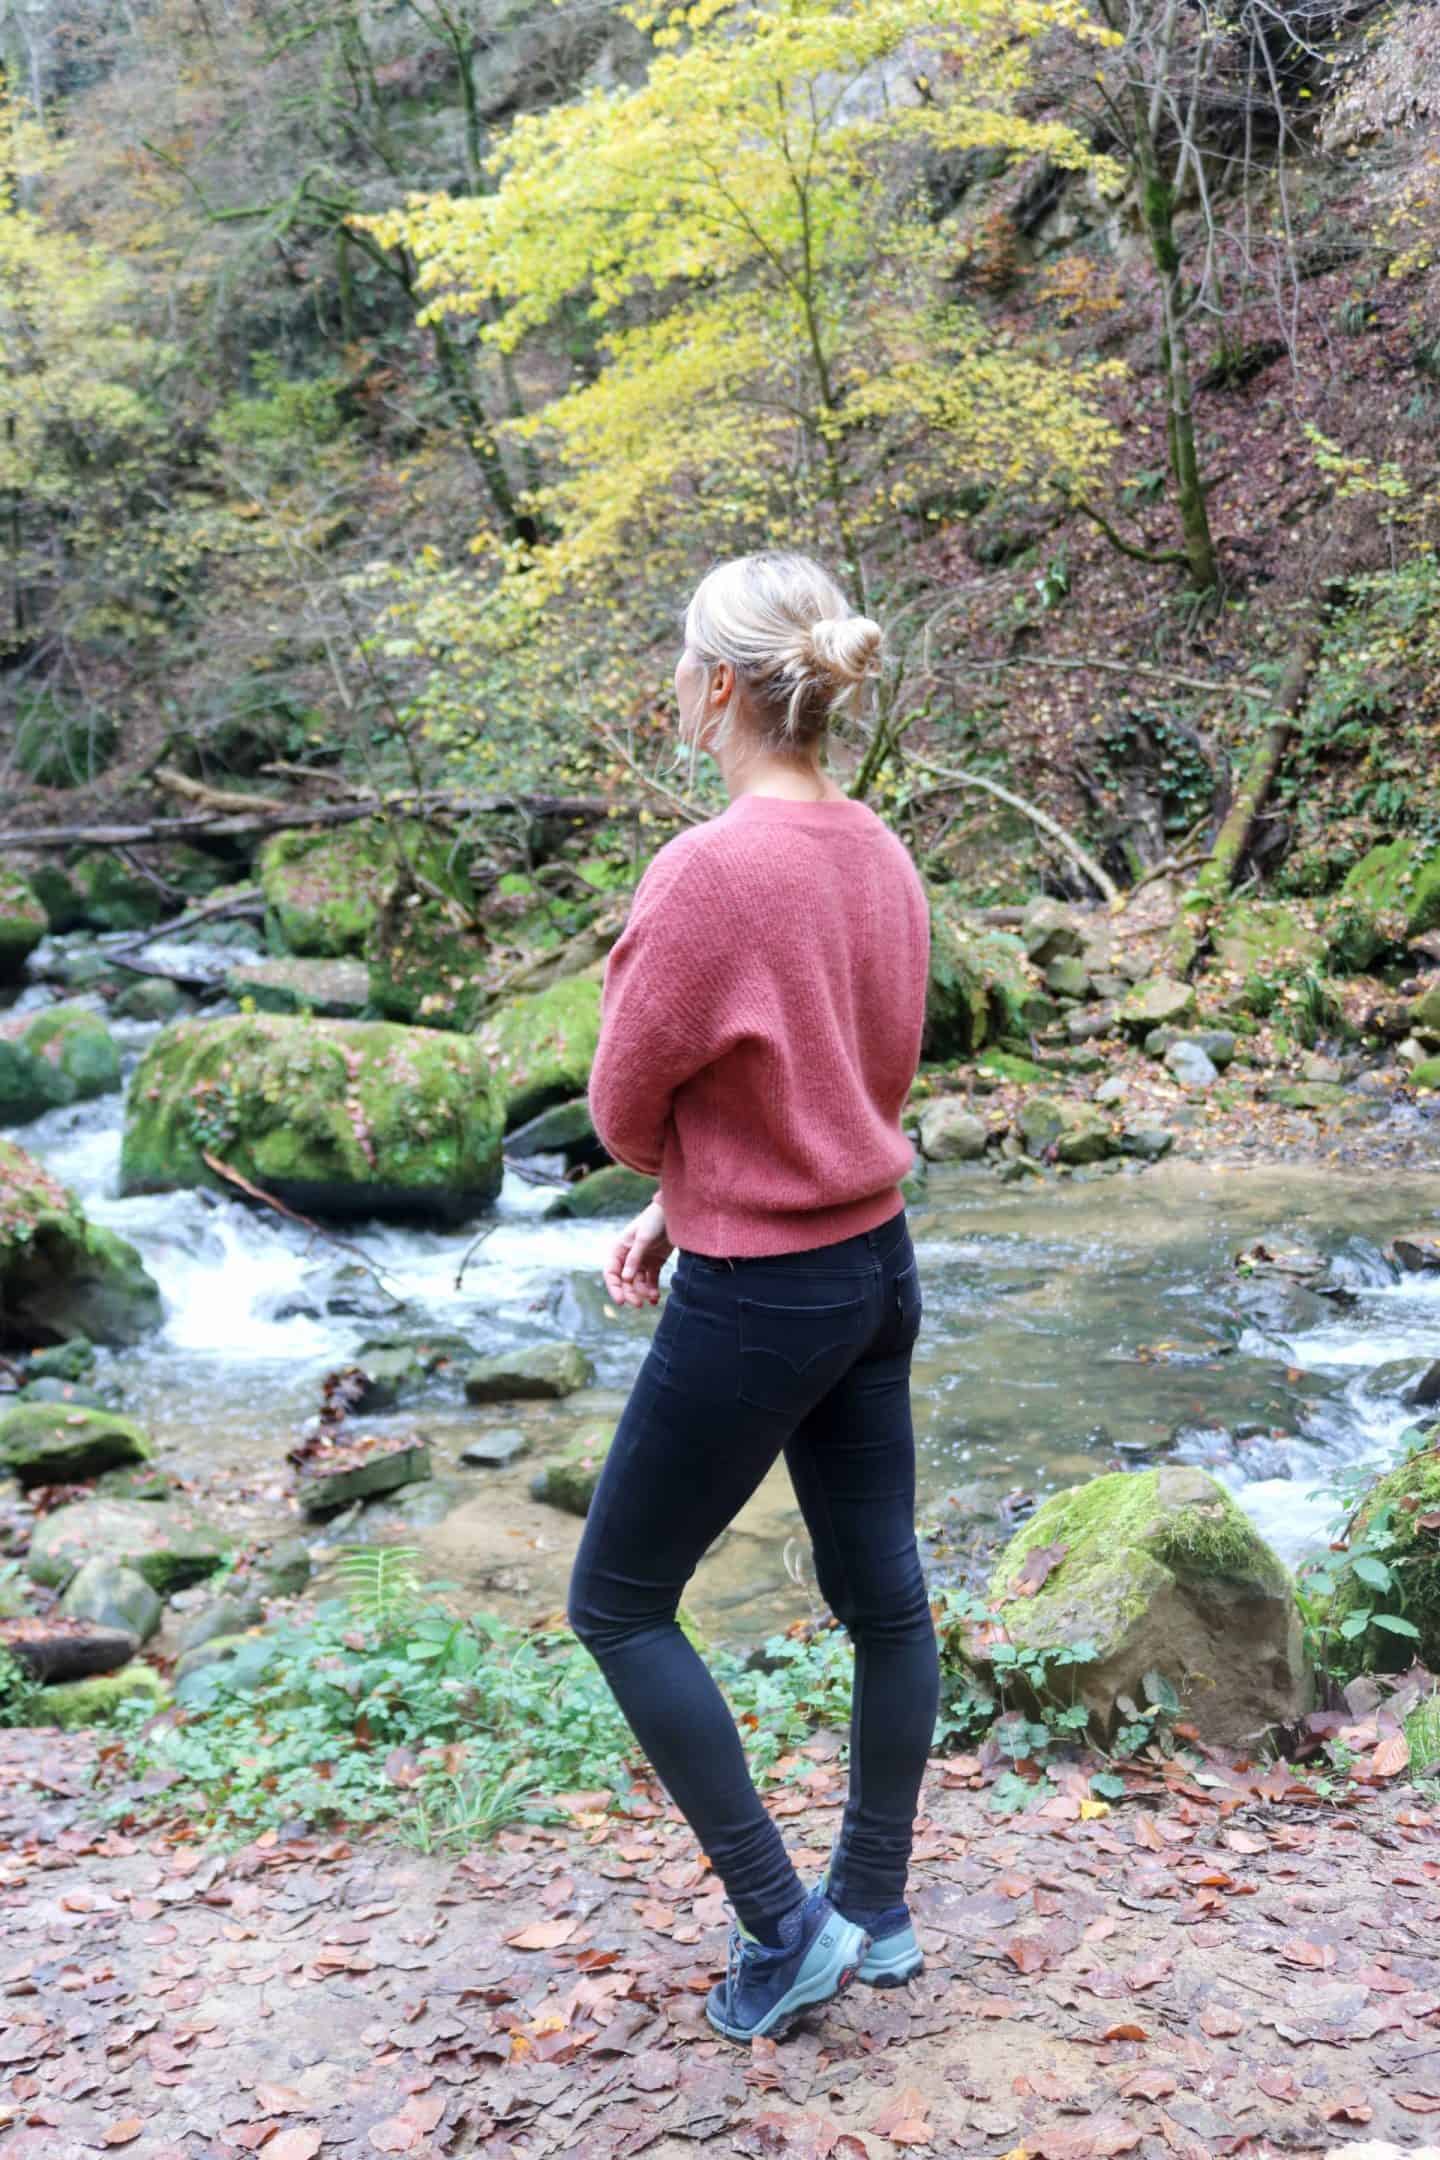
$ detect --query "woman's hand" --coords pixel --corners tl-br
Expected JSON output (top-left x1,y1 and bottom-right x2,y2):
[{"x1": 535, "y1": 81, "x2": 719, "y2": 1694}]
[{"x1": 604, "y1": 1197, "x2": 673, "y2": 1308}]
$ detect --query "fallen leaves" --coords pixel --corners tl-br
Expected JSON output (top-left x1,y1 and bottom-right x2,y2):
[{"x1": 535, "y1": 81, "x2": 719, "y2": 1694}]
[
  {"x1": 871, "y1": 2087, "x2": 934, "y2": 2144},
  {"x1": 504, "y1": 1918, "x2": 579, "y2": 1951}
]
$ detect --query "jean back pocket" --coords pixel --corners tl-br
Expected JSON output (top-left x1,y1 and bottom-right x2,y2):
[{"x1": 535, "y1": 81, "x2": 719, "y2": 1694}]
[{"x1": 737, "y1": 1293, "x2": 866, "y2": 1416}]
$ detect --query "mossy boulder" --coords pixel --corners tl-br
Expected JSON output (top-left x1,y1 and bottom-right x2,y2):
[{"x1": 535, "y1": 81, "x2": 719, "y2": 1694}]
[
  {"x1": 259, "y1": 823, "x2": 392, "y2": 955},
  {"x1": 546, "y1": 1165, "x2": 657, "y2": 1218},
  {"x1": 367, "y1": 898, "x2": 491, "y2": 1032},
  {"x1": 1330, "y1": 1435, "x2": 1440, "y2": 1674},
  {"x1": 508, "y1": 1096, "x2": 603, "y2": 1167},
  {"x1": 464, "y1": 1341, "x2": 594, "y2": 1402},
  {"x1": 120, "y1": 1013, "x2": 505, "y2": 1223},
  {"x1": 475, "y1": 976, "x2": 603, "y2": 1128},
  {"x1": 0, "y1": 1403, "x2": 150, "y2": 1488},
  {"x1": 1213, "y1": 898, "x2": 1326, "y2": 981},
  {"x1": 0, "y1": 1005, "x2": 121, "y2": 1124},
  {"x1": 1119, "y1": 977, "x2": 1197, "y2": 1039},
  {"x1": 0, "y1": 1139, "x2": 163, "y2": 1349},
  {"x1": 531, "y1": 1423, "x2": 615, "y2": 1516},
  {"x1": 33, "y1": 1665, "x2": 169, "y2": 1728},
  {"x1": 0, "y1": 867, "x2": 47, "y2": 983},
  {"x1": 225, "y1": 956, "x2": 370, "y2": 1018},
  {"x1": 26, "y1": 1495, "x2": 230, "y2": 1595},
  {"x1": 1327, "y1": 839, "x2": 1440, "y2": 971},
  {"x1": 1017, "y1": 1097, "x2": 1113, "y2": 1165},
  {"x1": 59, "y1": 1557, "x2": 162, "y2": 1642},
  {"x1": 986, "y1": 1465, "x2": 1309, "y2": 1744},
  {"x1": 112, "y1": 976, "x2": 194, "y2": 1024},
  {"x1": 925, "y1": 906, "x2": 1035, "y2": 1060}
]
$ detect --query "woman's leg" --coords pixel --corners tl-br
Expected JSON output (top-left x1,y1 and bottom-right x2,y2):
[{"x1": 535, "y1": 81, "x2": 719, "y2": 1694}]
[
  {"x1": 566, "y1": 1265, "x2": 812, "y2": 1941},
  {"x1": 783, "y1": 1255, "x2": 938, "y2": 1921}
]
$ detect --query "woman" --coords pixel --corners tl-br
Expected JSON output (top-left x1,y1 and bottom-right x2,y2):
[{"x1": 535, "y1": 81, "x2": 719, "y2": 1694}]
[{"x1": 569, "y1": 550, "x2": 938, "y2": 2044}]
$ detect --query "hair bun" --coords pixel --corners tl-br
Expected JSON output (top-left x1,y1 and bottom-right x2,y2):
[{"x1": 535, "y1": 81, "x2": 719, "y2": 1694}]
[{"x1": 809, "y1": 613, "x2": 882, "y2": 684}]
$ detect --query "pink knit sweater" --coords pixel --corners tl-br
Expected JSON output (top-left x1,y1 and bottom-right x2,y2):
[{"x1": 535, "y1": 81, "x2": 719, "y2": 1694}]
[{"x1": 588, "y1": 793, "x2": 930, "y2": 1257}]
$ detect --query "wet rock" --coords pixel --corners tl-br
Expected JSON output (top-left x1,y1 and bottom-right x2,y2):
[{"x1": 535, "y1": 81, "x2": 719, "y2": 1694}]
[
  {"x1": 354, "y1": 1480, "x2": 458, "y2": 1533},
  {"x1": 1022, "y1": 897, "x2": 1086, "y2": 968},
  {"x1": 0, "y1": 867, "x2": 47, "y2": 983},
  {"x1": 173, "y1": 1631, "x2": 268, "y2": 1694},
  {"x1": 295, "y1": 1437, "x2": 432, "y2": 1517},
  {"x1": 475, "y1": 976, "x2": 603, "y2": 1129},
  {"x1": 0, "y1": 1403, "x2": 151, "y2": 1488},
  {"x1": 30, "y1": 1665, "x2": 169, "y2": 1728},
  {"x1": 59, "y1": 1558, "x2": 161, "y2": 1643},
  {"x1": 996, "y1": 1155, "x2": 1045, "y2": 1182},
  {"x1": 460, "y1": 1427, "x2": 531, "y2": 1468},
  {"x1": 465, "y1": 1341, "x2": 594, "y2": 1402},
  {"x1": 546, "y1": 1164, "x2": 658, "y2": 1218},
  {"x1": 531, "y1": 1423, "x2": 615, "y2": 1516},
  {"x1": 1119, "y1": 977, "x2": 1197, "y2": 1038},
  {"x1": 111, "y1": 976, "x2": 194, "y2": 1024},
  {"x1": 1017, "y1": 1097, "x2": 1112, "y2": 1165},
  {"x1": 1066, "y1": 1006, "x2": 1115, "y2": 1043},
  {"x1": 92, "y1": 1462, "x2": 175, "y2": 1502},
  {"x1": 1119, "y1": 1122, "x2": 1175, "y2": 1162},
  {"x1": 347, "y1": 1332, "x2": 469, "y2": 1411},
  {"x1": 1392, "y1": 1231, "x2": 1440, "y2": 1274},
  {"x1": 985, "y1": 1464, "x2": 1310, "y2": 1745},
  {"x1": 507, "y1": 1096, "x2": 602, "y2": 1165},
  {"x1": 1094, "y1": 1077, "x2": 1128, "y2": 1107},
  {"x1": 17, "y1": 1376, "x2": 111, "y2": 1409},
  {"x1": 1144, "y1": 1026, "x2": 1177, "y2": 1058},
  {"x1": 22, "y1": 1338, "x2": 95, "y2": 1384},
  {"x1": 26, "y1": 1496, "x2": 231, "y2": 1595},
  {"x1": 174, "y1": 1594, "x2": 267, "y2": 1658},
  {"x1": 917, "y1": 1100, "x2": 988, "y2": 1163},
  {"x1": 120, "y1": 1013, "x2": 505, "y2": 1223},
  {"x1": 1164, "y1": 1040, "x2": 1218, "y2": 1090},
  {"x1": 225, "y1": 956, "x2": 370, "y2": 1017},
  {"x1": 0, "y1": 1140, "x2": 162, "y2": 1339},
  {"x1": 1412, "y1": 1360, "x2": 1440, "y2": 1408},
  {"x1": 1234, "y1": 1238, "x2": 1326, "y2": 1284}
]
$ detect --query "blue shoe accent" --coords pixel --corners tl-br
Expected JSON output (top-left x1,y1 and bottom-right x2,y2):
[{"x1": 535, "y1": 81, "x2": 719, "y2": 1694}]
[
  {"x1": 819, "y1": 1870, "x2": 924, "y2": 1987},
  {"x1": 705, "y1": 1887, "x2": 868, "y2": 2043}
]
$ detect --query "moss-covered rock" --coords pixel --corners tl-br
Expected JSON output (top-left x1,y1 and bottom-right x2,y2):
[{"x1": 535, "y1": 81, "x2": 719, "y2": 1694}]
[
  {"x1": 986, "y1": 1465, "x2": 1309, "y2": 1744},
  {"x1": 508, "y1": 1096, "x2": 602, "y2": 1166},
  {"x1": 1119, "y1": 977, "x2": 1197, "y2": 1038},
  {"x1": 0, "y1": 1403, "x2": 151, "y2": 1487},
  {"x1": 0, "y1": 1004, "x2": 121, "y2": 1124},
  {"x1": 1329, "y1": 1435, "x2": 1440, "y2": 1674},
  {"x1": 258, "y1": 824, "x2": 388, "y2": 955},
  {"x1": 225, "y1": 956, "x2": 371, "y2": 1017},
  {"x1": 546, "y1": 1165, "x2": 657, "y2": 1218},
  {"x1": 1327, "y1": 839, "x2": 1440, "y2": 971},
  {"x1": 924, "y1": 905, "x2": 1035, "y2": 1060},
  {"x1": 111, "y1": 976, "x2": 194, "y2": 1024},
  {"x1": 33, "y1": 1665, "x2": 169, "y2": 1728},
  {"x1": 68, "y1": 847, "x2": 225, "y2": 934},
  {"x1": 474, "y1": 976, "x2": 603, "y2": 1128},
  {"x1": 0, "y1": 866, "x2": 47, "y2": 983},
  {"x1": 1017, "y1": 1097, "x2": 1112, "y2": 1165},
  {"x1": 1213, "y1": 898, "x2": 1326, "y2": 980},
  {"x1": 367, "y1": 897, "x2": 491, "y2": 1032},
  {"x1": 464, "y1": 1341, "x2": 594, "y2": 1402},
  {"x1": 27, "y1": 1495, "x2": 230, "y2": 1594},
  {"x1": 531, "y1": 1423, "x2": 615, "y2": 1516},
  {"x1": 59, "y1": 1557, "x2": 163, "y2": 1641},
  {"x1": 0, "y1": 1139, "x2": 163, "y2": 1349},
  {"x1": 120, "y1": 1013, "x2": 505, "y2": 1222}
]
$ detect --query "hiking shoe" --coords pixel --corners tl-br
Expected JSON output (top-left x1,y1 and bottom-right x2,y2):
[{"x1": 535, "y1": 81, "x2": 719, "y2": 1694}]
[
  {"x1": 705, "y1": 1887, "x2": 868, "y2": 2042},
  {"x1": 820, "y1": 1871, "x2": 924, "y2": 1988}
]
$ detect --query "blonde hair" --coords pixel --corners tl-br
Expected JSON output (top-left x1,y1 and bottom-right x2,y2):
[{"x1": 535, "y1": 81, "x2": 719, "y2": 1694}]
[{"x1": 682, "y1": 551, "x2": 882, "y2": 755}]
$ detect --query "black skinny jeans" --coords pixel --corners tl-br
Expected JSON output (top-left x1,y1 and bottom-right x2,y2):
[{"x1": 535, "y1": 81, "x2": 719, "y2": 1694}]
[{"x1": 567, "y1": 1209, "x2": 940, "y2": 1941}]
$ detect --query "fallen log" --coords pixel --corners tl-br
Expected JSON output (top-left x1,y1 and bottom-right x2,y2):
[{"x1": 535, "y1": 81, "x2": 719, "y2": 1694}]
[
  {"x1": 0, "y1": 790, "x2": 617, "y2": 852},
  {"x1": 0, "y1": 1617, "x2": 138, "y2": 1684}
]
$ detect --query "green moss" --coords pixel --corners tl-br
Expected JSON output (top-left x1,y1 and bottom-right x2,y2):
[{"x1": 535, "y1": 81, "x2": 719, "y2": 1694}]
[
  {"x1": 546, "y1": 1165, "x2": 657, "y2": 1217},
  {"x1": 367, "y1": 900, "x2": 490, "y2": 1031},
  {"x1": 26, "y1": 1495, "x2": 231, "y2": 1594},
  {"x1": 1213, "y1": 899, "x2": 1326, "y2": 978},
  {"x1": 924, "y1": 905, "x2": 1035, "y2": 1060},
  {"x1": 976, "y1": 1049, "x2": 1048, "y2": 1085},
  {"x1": 475, "y1": 976, "x2": 603, "y2": 1127},
  {"x1": 33, "y1": 1666, "x2": 169, "y2": 1728},
  {"x1": 0, "y1": 866, "x2": 47, "y2": 982},
  {"x1": 260, "y1": 821, "x2": 478, "y2": 959},
  {"x1": 19, "y1": 1007, "x2": 121, "y2": 1100},
  {"x1": 1327, "y1": 840, "x2": 1440, "y2": 971},
  {"x1": 120, "y1": 1012, "x2": 504, "y2": 1221},
  {"x1": 0, "y1": 1403, "x2": 150, "y2": 1486},
  {"x1": 994, "y1": 1467, "x2": 1288, "y2": 1608}
]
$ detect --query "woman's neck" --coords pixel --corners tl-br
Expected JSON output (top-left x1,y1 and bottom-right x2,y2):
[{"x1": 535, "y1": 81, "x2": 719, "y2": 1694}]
[{"x1": 719, "y1": 745, "x2": 842, "y2": 803}]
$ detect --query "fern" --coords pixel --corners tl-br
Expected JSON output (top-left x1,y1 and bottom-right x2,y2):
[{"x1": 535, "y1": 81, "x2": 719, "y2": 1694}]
[{"x1": 334, "y1": 1545, "x2": 425, "y2": 1635}]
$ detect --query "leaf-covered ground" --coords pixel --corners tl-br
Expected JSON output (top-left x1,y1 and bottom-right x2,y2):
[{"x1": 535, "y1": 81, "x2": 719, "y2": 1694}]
[{"x1": 3, "y1": 1724, "x2": 1436, "y2": 2160}]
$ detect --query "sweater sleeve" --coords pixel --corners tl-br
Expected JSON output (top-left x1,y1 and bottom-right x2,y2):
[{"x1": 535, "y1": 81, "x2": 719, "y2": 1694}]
[{"x1": 588, "y1": 842, "x2": 738, "y2": 1177}]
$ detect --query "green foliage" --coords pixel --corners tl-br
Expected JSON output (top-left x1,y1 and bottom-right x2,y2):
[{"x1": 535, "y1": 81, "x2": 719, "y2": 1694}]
[
  {"x1": 0, "y1": 1645, "x2": 43, "y2": 1730},
  {"x1": 214, "y1": 354, "x2": 347, "y2": 465},
  {"x1": 1295, "y1": 1422, "x2": 1436, "y2": 1684}
]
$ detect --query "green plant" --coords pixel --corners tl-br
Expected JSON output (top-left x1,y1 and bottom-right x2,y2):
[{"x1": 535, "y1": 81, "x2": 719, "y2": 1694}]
[
  {"x1": 1405, "y1": 1690, "x2": 1440, "y2": 1786},
  {"x1": 1297, "y1": 1427, "x2": 1432, "y2": 1683},
  {"x1": 0, "y1": 1646, "x2": 41, "y2": 1728}
]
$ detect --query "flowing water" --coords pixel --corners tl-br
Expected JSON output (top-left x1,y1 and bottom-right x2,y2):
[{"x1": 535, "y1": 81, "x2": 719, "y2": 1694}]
[{"x1": 13, "y1": 999, "x2": 1440, "y2": 1642}]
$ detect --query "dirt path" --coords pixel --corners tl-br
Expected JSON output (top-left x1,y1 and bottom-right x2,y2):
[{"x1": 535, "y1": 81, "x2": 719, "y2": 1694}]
[{"x1": 2, "y1": 1727, "x2": 1437, "y2": 2160}]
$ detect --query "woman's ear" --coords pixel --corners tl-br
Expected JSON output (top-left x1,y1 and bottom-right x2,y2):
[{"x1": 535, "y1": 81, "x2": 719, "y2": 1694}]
[{"x1": 708, "y1": 660, "x2": 733, "y2": 713}]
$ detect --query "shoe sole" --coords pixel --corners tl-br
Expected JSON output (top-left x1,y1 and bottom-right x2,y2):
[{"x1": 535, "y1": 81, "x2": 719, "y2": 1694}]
[
  {"x1": 705, "y1": 1925, "x2": 869, "y2": 2042},
  {"x1": 859, "y1": 1947, "x2": 925, "y2": 1988}
]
